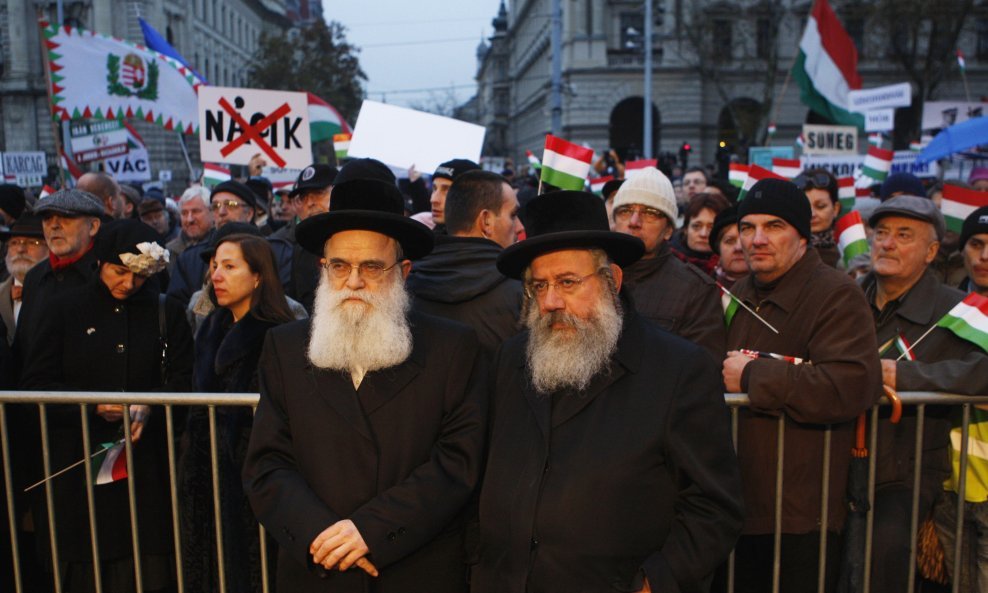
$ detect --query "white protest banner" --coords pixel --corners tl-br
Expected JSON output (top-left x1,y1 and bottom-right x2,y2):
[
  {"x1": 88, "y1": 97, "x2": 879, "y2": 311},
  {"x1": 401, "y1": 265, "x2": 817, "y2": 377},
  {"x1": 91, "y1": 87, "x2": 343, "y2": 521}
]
[
  {"x1": 801, "y1": 125, "x2": 858, "y2": 155},
  {"x1": 864, "y1": 109, "x2": 895, "y2": 133},
  {"x1": 921, "y1": 101, "x2": 987, "y2": 130},
  {"x1": 198, "y1": 86, "x2": 311, "y2": 169},
  {"x1": 891, "y1": 150, "x2": 940, "y2": 179},
  {"x1": 801, "y1": 154, "x2": 864, "y2": 178},
  {"x1": 848, "y1": 83, "x2": 912, "y2": 113},
  {"x1": 103, "y1": 148, "x2": 151, "y2": 182},
  {"x1": 347, "y1": 100, "x2": 485, "y2": 173},
  {"x1": 1, "y1": 152, "x2": 47, "y2": 187},
  {"x1": 69, "y1": 119, "x2": 129, "y2": 164}
]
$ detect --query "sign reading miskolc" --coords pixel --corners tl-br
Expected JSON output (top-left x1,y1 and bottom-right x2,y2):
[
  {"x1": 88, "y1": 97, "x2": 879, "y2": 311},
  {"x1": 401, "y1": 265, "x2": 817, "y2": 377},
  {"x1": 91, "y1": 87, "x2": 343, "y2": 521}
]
[
  {"x1": 801, "y1": 125, "x2": 858, "y2": 155},
  {"x1": 198, "y1": 87, "x2": 311, "y2": 170}
]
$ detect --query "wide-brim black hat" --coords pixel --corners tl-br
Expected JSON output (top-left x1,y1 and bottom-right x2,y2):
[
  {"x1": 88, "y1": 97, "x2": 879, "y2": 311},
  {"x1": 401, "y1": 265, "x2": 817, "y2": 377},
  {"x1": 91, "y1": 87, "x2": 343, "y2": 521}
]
[
  {"x1": 296, "y1": 179, "x2": 434, "y2": 260},
  {"x1": 0, "y1": 212, "x2": 44, "y2": 240},
  {"x1": 497, "y1": 190, "x2": 644, "y2": 280}
]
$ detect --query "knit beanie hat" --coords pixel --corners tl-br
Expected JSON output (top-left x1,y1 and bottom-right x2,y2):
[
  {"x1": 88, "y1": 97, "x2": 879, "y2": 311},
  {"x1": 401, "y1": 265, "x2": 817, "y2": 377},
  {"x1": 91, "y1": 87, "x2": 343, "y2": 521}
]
[
  {"x1": 961, "y1": 206, "x2": 988, "y2": 249},
  {"x1": 737, "y1": 178, "x2": 812, "y2": 240},
  {"x1": 610, "y1": 167, "x2": 677, "y2": 224}
]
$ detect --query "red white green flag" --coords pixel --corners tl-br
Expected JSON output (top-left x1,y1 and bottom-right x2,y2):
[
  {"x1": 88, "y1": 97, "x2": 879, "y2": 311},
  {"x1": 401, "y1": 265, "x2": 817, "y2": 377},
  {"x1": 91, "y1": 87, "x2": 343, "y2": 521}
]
[
  {"x1": 860, "y1": 146, "x2": 894, "y2": 183},
  {"x1": 738, "y1": 165, "x2": 787, "y2": 201},
  {"x1": 308, "y1": 93, "x2": 351, "y2": 144},
  {"x1": 202, "y1": 163, "x2": 230, "y2": 188},
  {"x1": 942, "y1": 184, "x2": 988, "y2": 234},
  {"x1": 838, "y1": 177, "x2": 856, "y2": 214},
  {"x1": 540, "y1": 135, "x2": 594, "y2": 191},
  {"x1": 772, "y1": 158, "x2": 802, "y2": 179},
  {"x1": 333, "y1": 133, "x2": 351, "y2": 161},
  {"x1": 589, "y1": 175, "x2": 613, "y2": 195},
  {"x1": 835, "y1": 210, "x2": 869, "y2": 267},
  {"x1": 526, "y1": 150, "x2": 541, "y2": 170},
  {"x1": 625, "y1": 159, "x2": 658, "y2": 179},
  {"x1": 729, "y1": 163, "x2": 749, "y2": 188},
  {"x1": 937, "y1": 292, "x2": 988, "y2": 353},
  {"x1": 94, "y1": 441, "x2": 127, "y2": 485},
  {"x1": 791, "y1": 0, "x2": 864, "y2": 128},
  {"x1": 957, "y1": 49, "x2": 967, "y2": 72},
  {"x1": 39, "y1": 185, "x2": 56, "y2": 199}
]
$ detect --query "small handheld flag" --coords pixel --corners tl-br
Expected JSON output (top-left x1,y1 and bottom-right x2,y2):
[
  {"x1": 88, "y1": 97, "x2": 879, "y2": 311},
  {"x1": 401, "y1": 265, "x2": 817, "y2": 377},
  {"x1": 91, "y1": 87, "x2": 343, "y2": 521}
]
[
  {"x1": 202, "y1": 163, "x2": 231, "y2": 188},
  {"x1": 540, "y1": 135, "x2": 594, "y2": 191},
  {"x1": 941, "y1": 184, "x2": 988, "y2": 234},
  {"x1": 860, "y1": 146, "x2": 894, "y2": 183},
  {"x1": 771, "y1": 158, "x2": 802, "y2": 180},
  {"x1": 526, "y1": 150, "x2": 541, "y2": 170},
  {"x1": 94, "y1": 441, "x2": 128, "y2": 485},
  {"x1": 738, "y1": 165, "x2": 787, "y2": 201},
  {"x1": 625, "y1": 159, "x2": 658, "y2": 178},
  {"x1": 729, "y1": 163, "x2": 749, "y2": 188},
  {"x1": 834, "y1": 210, "x2": 870, "y2": 268},
  {"x1": 957, "y1": 49, "x2": 967, "y2": 72},
  {"x1": 589, "y1": 176, "x2": 614, "y2": 196},
  {"x1": 937, "y1": 292, "x2": 988, "y2": 353},
  {"x1": 333, "y1": 133, "x2": 351, "y2": 161},
  {"x1": 717, "y1": 283, "x2": 779, "y2": 334},
  {"x1": 837, "y1": 177, "x2": 856, "y2": 214}
]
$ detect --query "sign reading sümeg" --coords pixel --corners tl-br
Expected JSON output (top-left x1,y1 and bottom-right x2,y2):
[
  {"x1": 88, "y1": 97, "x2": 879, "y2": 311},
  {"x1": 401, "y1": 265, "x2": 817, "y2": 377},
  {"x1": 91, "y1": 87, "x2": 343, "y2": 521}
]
[
  {"x1": 801, "y1": 125, "x2": 858, "y2": 155},
  {"x1": 848, "y1": 83, "x2": 912, "y2": 113}
]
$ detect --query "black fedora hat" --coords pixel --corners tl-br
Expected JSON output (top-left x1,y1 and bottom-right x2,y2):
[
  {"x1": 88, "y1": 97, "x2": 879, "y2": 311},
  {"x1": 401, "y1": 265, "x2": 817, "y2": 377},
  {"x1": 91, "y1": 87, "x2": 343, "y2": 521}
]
[
  {"x1": 296, "y1": 179, "x2": 434, "y2": 259},
  {"x1": 0, "y1": 212, "x2": 44, "y2": 241},
  {"x1": 497, "y1": 190, "x2": 644, "y2": 280}
]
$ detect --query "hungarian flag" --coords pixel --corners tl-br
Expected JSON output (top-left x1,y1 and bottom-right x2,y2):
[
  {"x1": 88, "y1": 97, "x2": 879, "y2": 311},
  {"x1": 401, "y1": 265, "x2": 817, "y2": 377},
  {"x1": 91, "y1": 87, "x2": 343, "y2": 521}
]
[
  {"x1": 59, "y1": 149, "x2": 83, "y2": 183},
  {"x1": 333, "y1": 133, "x2": 351, "y2": 161},
  {"x1": 41, "y1": 19, "x2": 201, "y2": 134},
  {"x1": 937, "y1": 292, "x2": 988, "y2": 353},
  {"x1": 838, "y1": 177, "x2": 856, "y2": 214},
  {"x1": 957, "y1": 49, "x2": 967, "y2": 72},
  {"x1": 94, "y1": 441, "x2": 127, "y2": 485},
  {"x1": 835, "y1": 210, "x2": 869, "y2": 267},
  {"x1": 909, "y1": 140, "x2": 924, "y2": 152},
  {"x1": 942, "y1": 184, "x2": 988, "y2": 234},
  {"x1": 729, "y1": 163, "x2": 749, "y2": 188},
  {"x1": 772, "y1": 158, "x2": 802, "y2": 179},
  {"x1": 767, "y1": 123, "x2": 777, "y2": 136},
  {"x1": 738, "y1": 165, "x2": 787, "y2": 201},
  {"x1": 589, "y1": 175, "x2": 613, "y2": 196},
  {"x1": 792, "y1": 0, "x2": 864, "y2": 128},
  {"x1": 540, "y1": 135, "x2": 594, "y2": 191},
  {"x1": 123, "y1": 121, "x2": 145, "y2": 150},
  {"x1": 308, "y1": 93, "x2": 351, "y2": 144},
  {"x1": 855, "y1": 186, "x2": 873, "y2": 198},
  {"x1": 722, "y1": 291, "x2": 740, "y2": 327},
  {"x1": 625, "y1": 159, "x2": 658, "y2": 178},
  {"x1": 860, "y1": 146, "x2": 894, "y2": 183},
  {"x1": 526, "y1": 150, "x2": 541, "y2": 170},
  {"x1": 38, "y1": 185, "x2": 57, "y2": 199},
  {"x1": 202, "y1": 163, "x2": 230, "y2": 188},
  {"x1": 868, "y1": 133, "x2": 884, "y2": 147}
]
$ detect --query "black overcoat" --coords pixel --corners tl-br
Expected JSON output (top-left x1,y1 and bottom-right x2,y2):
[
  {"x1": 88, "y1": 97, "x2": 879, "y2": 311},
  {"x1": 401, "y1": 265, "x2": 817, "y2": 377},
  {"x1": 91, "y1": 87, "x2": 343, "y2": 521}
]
[
  {"x1": 243, "y1": 311, "x2": 488, "y2": 593},
  {"x1": 474, "y1": 307, "x2": 744, "y2": 593}
]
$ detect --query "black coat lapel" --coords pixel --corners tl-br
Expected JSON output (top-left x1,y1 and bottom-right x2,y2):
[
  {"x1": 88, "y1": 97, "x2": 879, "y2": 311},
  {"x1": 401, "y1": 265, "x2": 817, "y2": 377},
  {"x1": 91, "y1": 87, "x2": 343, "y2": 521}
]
[{"x1": 307, "y1": 365, "x2": 375, "y2": 441}]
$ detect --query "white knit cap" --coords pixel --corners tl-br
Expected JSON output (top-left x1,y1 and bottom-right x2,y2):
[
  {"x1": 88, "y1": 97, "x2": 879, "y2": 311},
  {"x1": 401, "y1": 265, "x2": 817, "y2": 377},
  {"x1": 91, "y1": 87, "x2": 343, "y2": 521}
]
[{"x1": 611, "y1": 167, "x2": 678, "y2": 224}]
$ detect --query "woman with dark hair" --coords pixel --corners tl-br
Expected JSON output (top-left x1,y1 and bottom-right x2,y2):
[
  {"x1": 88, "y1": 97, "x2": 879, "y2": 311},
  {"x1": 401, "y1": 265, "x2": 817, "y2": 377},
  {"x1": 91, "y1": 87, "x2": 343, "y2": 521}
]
[
  {"x1": 21, "y1": 219, "x2": 193, "y2": 593},
  {"x1": 794, "y1": 168, "x2": 842, "y2": 268},
  {"x1": 669, "y1": 191, "x2": 731, "y2": 276},
  {"x1": 179, "y1": 233, "x2": 295, "y2": 593}
]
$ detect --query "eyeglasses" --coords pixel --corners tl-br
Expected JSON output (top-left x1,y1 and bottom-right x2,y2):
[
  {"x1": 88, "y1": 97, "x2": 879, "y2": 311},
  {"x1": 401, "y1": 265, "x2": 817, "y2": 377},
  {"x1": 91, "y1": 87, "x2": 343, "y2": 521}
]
[
  {"x1": 7, "y1": 238, "x2": 44, "y2": 248},
  {"x1": 210, "y1": 200, "x2": 246, "y2": 212},
  {"x1": 524, "y1": 272, "x2": 598, "y2": 298},
  {"x1": 323, "y1": 259, "x2": 400, "y2": 280},
  {"x1": 793, "y1": 173, "x2": 834, "y2": 192},
  {"x1": 613, "y1": 205, "x2": 665, "y2": 223}
]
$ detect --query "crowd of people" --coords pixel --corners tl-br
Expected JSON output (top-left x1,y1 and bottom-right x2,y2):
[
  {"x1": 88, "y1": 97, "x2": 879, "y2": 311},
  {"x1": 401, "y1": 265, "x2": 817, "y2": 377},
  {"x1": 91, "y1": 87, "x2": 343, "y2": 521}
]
[{"x1": 0, "y1": 153, "x2": 985, "y2": 593}]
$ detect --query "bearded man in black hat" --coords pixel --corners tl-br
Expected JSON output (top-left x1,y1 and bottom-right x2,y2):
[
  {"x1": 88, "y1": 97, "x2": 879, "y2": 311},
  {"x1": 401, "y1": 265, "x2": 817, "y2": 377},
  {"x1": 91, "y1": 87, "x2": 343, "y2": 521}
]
[
  {"x1": 474, "y1": 190, "x2": 743, "y2": 593},
  {"x1": 243, "y1": 179, "x2": 487, "y2": 593},
  {"x1": 0, "y1": 214, "x2": 48, "y2": 343}
]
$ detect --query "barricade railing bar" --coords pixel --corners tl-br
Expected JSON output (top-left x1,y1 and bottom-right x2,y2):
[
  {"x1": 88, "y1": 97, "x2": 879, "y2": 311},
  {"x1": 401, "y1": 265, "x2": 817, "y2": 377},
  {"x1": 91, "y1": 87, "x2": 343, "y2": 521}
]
[{"x1": 0, "y1": 390, "x2": 986, "y2": 593}]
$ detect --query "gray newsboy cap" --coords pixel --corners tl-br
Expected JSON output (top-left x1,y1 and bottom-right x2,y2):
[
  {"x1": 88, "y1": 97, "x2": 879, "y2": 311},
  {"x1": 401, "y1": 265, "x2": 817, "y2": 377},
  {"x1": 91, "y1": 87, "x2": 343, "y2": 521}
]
[
  {"x1": 868, "y1": 195, "x2": 946, "y2": 241},
  {"x1": 33, "y1": 189, "x2": 105, "y2": 218}
]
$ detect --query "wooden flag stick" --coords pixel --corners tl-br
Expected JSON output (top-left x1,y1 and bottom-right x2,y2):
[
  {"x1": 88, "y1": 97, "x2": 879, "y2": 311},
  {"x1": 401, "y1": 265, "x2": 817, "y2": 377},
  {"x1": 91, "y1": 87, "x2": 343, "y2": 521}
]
[
  {"x1": 896, "y1": 323, "x2": 938, "y2": 361},
  {"x1": 23, "y1": 442, "x2": 118, "y2": 493},
  {"x1": 718, "y1": 284, "x2": 780, "y2": 334}
]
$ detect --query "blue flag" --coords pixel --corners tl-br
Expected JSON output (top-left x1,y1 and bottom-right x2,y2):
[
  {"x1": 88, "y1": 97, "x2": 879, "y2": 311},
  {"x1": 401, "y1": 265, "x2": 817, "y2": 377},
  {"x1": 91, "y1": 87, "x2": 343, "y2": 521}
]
[{"x1": 138, "y1": 17, "x2": 207, "y2": 83}]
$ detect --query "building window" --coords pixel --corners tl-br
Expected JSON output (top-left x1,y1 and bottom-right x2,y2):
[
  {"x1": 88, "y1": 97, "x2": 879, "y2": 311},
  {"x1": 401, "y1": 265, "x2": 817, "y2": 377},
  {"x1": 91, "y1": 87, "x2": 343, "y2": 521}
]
[
  {"x1": 979, "y1": 17, "x2": 988, "y2": 60},
  {"x1": 620, "y1": 12, "x2": 645, "y2": 51},
  {"x1": 756, "y1": 18, "x2": 772, "y2": 59},
  {"x1": 712, "y1": 19, "x2": 732, "y2": 61}
]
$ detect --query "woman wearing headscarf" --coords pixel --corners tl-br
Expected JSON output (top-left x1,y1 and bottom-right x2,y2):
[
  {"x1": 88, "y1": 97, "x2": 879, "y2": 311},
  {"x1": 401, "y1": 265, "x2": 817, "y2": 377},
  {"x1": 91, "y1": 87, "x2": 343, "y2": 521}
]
[
  {"x1": 21, "y1": 219, "x2": 193, "y2": 593},
  {"x1": 178, "y1": 233, "x2": 296, "y2": 593}
]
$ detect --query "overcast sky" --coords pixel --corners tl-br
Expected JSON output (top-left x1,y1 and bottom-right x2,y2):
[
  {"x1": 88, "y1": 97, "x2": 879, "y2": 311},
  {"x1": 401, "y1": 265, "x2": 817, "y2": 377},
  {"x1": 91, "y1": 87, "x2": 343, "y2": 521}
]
[{"x1": 323, "y1": 1, "x2": 504, "y2": 110}]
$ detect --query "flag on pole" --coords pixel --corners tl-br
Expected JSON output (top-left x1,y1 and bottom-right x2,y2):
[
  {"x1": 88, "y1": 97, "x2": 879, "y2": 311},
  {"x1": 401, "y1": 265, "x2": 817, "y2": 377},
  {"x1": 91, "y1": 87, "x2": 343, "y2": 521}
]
[
  {"x1": 895, "y1": 333, "x2": 916, "y2": 361},
  {"x1": 38, "y1": 185, "x2": 56, "y2": 199},
  {"x1": 868, "y1": 133, "x2": 883, "y2": 147},
  {"x1": 860, "y1": 146, "x2": 894, "y2": 183},
  {"x1": 41, "y1": 19, "x2": 202, "y2": 134},
  {"x1": 838, "y1": 177, "x2": 856, "y2": 214},
  {"x1": 202, "y1": 163, "x2": 231, "y2": 188},
  {"x1": 722, "y1": 292, "x2": 740, "y2": 327},
  {"x1": 138, "y1": 17, "x2": 206, "y2": 83},
  {"x1": 835, "y1": 210, "x2": 869, "y2": 267},
  {"x1": 625, "y1": 159, "x2": 659, "y2": 178},
  {"x1": 589, "y1": 175, "x2": 614, "y2": 195},
  {"x1": 59, "y1": 149, "x2": 83, "y2": 183},
  {"x1": 308, "y1": 93, "x2": 351, "y2": 144},
  {"x1": 526, "y1": 150, "x2": 542, "y2": 170},
  {"x1": 772, "y1": 158, "x2": 802, "y2": 179},
  {"x1": 791, "y1": 0, "x2": 864, "y2": 128},
  {"x1": 909, "y1": 140, "x2": 923, "y2": 152},
  {"x1": 729, "y1": 163, "x2": 749, "y2": 188},
  {"x1": 540, "y1": 135, "x2": 594, "y2": 191},
  {"x1": 767, "y1": 123, "x2": 777, "y2": 136},
  {"x1": 957, "y1": 49, "x2": 967, "y2": 72},
  {"x1": 795, "y1": 134, "x2": 805, "y2": 149},
  {"x1": 93, "y1": 441, "x2": 127, "y2": 485},
  {"x1": 333, "y1": 133, "x2": 351, "y2": 161},
  {"x1": 855, "y1": 186, "x2": 872, "y2": 198},
  {"x1": 942, "y1": 184, "x2": 988, "y2": 234},
  {"x1": 937, "y1": 292, "x2": 988, "y2": 353},
  {"x1": 738, "y1": 165, "x2": 787, "y2": 201}
]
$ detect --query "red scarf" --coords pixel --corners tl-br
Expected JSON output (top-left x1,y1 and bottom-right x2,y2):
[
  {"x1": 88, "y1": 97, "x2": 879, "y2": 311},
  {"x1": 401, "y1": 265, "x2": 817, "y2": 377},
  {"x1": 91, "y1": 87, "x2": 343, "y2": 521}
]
[{"x1": 49, "y1": 241, "x2": 94, "y2": 271}]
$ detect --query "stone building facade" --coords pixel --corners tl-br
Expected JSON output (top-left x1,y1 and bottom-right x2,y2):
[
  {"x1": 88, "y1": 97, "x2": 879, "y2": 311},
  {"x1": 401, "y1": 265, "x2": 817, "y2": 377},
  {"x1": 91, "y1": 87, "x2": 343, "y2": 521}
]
[{"x1": 469, "y1": 0, "x2": 988, "y2": 175}]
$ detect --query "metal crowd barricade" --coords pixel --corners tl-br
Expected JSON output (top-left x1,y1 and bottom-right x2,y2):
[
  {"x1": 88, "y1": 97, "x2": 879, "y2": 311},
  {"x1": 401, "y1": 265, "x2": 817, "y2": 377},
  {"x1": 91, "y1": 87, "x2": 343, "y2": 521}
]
[{"x1": 0, "y1": 390, "x2": 987, "y2": 593}]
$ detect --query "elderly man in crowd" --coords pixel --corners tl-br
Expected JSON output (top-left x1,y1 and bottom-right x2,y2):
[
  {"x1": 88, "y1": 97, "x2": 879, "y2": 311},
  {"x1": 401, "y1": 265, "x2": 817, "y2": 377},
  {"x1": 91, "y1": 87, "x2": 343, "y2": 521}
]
[
  {"x1": 610, "y1": 166, "x2": 725, "y2": 359},
  {"x1": 474, "y1": 190, "x2": 743, "y2": 593},
  {"x1": 722, "y1": 178, "x2": 881, "y2": 593},
  {"x1": 0, "y1": 214, "x2": 48, "y2": 345},
  {"x1": 860, "y1": 196, "x2": 988, "y2": 593},
  {"x1": 243, "y1": 178, "x2": 487, "y2": 592},
  {"x1": 166, "y1": 185, "x2": 214, "y2": 261},
  {"x1": 407, "y1": 169, "x2": 524, "y2": 355},
  {"x1": 960, "y1": 205, "x2": 988, "y2": 296},
  {"x1": 76, "y1": 171, "x2": 126, "y2": 219}
]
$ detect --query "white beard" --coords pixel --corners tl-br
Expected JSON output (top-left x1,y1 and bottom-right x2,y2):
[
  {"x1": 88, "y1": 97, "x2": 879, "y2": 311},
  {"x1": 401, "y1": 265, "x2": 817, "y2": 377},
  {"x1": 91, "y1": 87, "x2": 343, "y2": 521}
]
[
  {"x1": 525, "y1": 287, "x2": 623, "y2": 395},
  {"x1": 307, "y1": 272, "x2": 413, "y2": 374},
  {"x1": 6, "y1": 256, "x2": 37, "y2": 283}
]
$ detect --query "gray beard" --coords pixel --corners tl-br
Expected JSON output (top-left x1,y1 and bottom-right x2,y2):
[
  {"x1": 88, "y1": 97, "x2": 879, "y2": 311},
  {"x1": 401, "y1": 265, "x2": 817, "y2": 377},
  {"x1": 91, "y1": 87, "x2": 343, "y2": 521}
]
[
  {"x1": 525, "y1": 290, "x2": 623, "y2": 395},
  {"x1": 307, "y1": 272, "x2": 413, "y2": 374},
  {"x1": 5, "y1": 257, "x2": 37, "y2": 283}
]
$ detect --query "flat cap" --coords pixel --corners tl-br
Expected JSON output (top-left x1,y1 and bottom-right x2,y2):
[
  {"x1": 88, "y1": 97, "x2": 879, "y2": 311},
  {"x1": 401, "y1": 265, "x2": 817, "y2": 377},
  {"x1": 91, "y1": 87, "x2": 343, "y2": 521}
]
[
  {"x1": 868, "y1": 195, "x2": 945, "y2": 241},
  {"x1": 34, "y1": 189, "x2": 105, "y2": 218}
]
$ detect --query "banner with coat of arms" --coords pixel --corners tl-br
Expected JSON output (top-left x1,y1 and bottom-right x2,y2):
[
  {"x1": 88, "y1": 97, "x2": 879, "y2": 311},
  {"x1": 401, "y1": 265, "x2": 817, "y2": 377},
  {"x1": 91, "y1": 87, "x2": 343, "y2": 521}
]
[{"x1": 40, "y1": 19, "x2": 202, "y2": 134}]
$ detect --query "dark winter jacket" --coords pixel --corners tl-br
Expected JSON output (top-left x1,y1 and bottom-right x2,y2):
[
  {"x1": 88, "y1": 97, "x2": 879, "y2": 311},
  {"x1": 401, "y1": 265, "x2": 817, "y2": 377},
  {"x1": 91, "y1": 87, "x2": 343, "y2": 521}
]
[{"x1": 269, "y1": 219, "x2": 321, "y2": 315}]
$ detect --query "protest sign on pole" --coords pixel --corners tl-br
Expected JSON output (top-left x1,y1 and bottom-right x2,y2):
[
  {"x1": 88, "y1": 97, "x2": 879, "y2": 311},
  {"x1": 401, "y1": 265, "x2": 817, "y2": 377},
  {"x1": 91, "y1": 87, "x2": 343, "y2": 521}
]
[
  {"x1": 69, "y1": 120, "x2": 129, "y2": 164},
  {"x1": 198, "y1": 86, "x2": 312, "y2": 170},
  {"x1": 921, "y1": 101, "x2": 987, "y2": 130},
  {"x1": 103, "y1": 148, "x2": 151, "y2": 182},
  {"x1": 1, "y1": 152, "x2": 48, "y2": 187},
  {"x1": 864, "y1": 109, "x2": 895, "y2": 133},
  {"x1": 847, "y1": 83, "x2": 912, "y2": 113},
  {"x1": 347, "y1": 100, "x2": 485, "y2": 173},
  {"x1": 801, "y1": 125, "x2": 858, "y2": 155}
]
